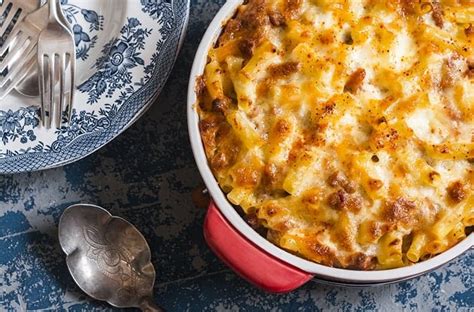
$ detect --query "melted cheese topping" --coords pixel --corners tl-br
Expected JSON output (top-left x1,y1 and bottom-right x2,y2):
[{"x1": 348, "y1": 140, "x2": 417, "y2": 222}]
[{"x1": 197, "y1": 0, "x2": 474, "y2": 270}]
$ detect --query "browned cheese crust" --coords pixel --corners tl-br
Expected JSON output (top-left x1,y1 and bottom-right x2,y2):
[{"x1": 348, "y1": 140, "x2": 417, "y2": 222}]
[{"x1": 197, "y1": 0, "x2": 474, "y2": 270}]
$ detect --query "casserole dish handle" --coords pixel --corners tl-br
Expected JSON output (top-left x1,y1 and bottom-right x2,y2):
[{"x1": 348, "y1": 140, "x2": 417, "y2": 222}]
[{"x1": 204, "y1": 201, "x2": 314, "y2": 293}]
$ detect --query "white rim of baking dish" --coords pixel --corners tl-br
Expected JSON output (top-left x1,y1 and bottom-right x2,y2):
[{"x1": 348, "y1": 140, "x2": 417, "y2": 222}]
[{"x1": 187, "y1": 0, "x2": 474, "y2": 283}]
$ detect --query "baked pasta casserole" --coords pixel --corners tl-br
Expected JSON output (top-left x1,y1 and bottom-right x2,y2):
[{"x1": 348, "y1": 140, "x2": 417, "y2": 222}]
[{"x1": 196, "y1": 0, "x2": 474, "y2": 269}]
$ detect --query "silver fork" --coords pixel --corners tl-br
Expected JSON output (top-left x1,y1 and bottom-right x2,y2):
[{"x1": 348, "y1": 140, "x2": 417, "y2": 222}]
[
  {"x1": 0, "y1": 4, "x2": 48, "y2": 99},
  {"x1": 15, "y1": 1, "x2": 72, "y2": 98},
  {"x1": 38, "y1": 0, "x2": 75, "y2": 128},
  {"x1": 0, "y1": 0, "x2": 37, "y2": 41}
]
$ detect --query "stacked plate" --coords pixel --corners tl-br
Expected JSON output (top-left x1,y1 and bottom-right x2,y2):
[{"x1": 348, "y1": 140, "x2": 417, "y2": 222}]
[{"x1": 0, "y1": 0, "x2": 189, "y2": 173}]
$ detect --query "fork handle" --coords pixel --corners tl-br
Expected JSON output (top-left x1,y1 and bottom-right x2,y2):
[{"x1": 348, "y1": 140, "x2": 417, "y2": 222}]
[{"x1": 48, "y1": 0, "x2": 59, "y2": 20}]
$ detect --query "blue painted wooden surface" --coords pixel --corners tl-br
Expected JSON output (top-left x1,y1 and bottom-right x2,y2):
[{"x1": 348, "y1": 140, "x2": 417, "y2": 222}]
[{"x1": 0, "y1": 1, "x2": 472, "y2": 311}]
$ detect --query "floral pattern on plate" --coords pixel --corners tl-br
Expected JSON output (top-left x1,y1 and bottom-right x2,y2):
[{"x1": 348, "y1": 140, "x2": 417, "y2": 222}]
[
  {"x1": 0, "y1": 107, "x2": 40, "y2": 145},
  {"x1": 61, "y1": 0, "x2": 105, "y2": 60},
  {"x1": 78, "y1": 18, "x2": 152, "y2": 103},
  {"x1": 0, "y1": 0, "x2": 189, "y2": 173}
]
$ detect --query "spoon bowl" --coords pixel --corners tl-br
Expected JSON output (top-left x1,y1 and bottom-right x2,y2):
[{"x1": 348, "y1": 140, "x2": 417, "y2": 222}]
[{"x1": 58, "y1": 204, "x2": 163, "y2": 311}]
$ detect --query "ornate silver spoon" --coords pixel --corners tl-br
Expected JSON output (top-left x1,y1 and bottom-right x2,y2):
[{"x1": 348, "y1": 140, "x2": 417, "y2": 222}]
[{"x1": 58, "y1": 204, "x2": 163, "y2": 312}]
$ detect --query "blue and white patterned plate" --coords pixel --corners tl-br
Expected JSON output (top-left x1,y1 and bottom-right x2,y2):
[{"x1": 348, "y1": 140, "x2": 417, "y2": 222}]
[{"x1": 0, "y1": 0, "x2": 189, "y2": 173}]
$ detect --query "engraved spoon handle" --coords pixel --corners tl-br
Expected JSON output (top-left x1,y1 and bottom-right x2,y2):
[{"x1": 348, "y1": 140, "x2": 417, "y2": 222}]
[{"x1": 140, "y1": 296, "x2": 164, "y2": 312}]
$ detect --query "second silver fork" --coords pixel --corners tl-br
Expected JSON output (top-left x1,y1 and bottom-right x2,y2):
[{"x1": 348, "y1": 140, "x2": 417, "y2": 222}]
[
  {"x1": 0, "y1": 2, "x2": 47, "y2": 99},
  {"x1": 38, "y1": 0, "x2": 75, "y2": 129}
]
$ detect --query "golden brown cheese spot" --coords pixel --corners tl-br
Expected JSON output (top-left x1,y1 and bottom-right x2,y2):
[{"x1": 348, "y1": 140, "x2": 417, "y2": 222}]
[
  {"x1": 199, "y1": 116, "x2": 223, "y2": 151},
  {"x1": 302, "y1": 188, "x2": 325, "y2": 206},
  {"x1": 335, "y1": 230, "x2": 354, "y2": 252},
  {"x1": 431, "y1": 2, "x2": 444, "y2": 29},
  {"x1": 346, "y1": 253, "x2": 377, "y2": 271},
  {"x1": 235, "y1": 167, "x2": 261, "y2": 187},
  {"x1": 229, "y1": 0, "x2": 269, "y2": 59},
  {"x1": 288, "y1": 139, "x2": 306, "y2": 163},
  {"x1": 344, "y1": 69, "x2": 366, "y2": 94},
  {"x1": 443, "y1": 100, "x2": 463, "y2": 121},
  {"x1": 268, "y1": 62, "x2": 300, "y2": 79},
  {"x1": 241, "y1": 0, "x2": 269, "y2": 30},
  {"x1": 312, "y1": 101, "x2": 337, "y2": 123},
  {"x1": 199, "y1": 118, "x2": 219, "y2": 133},
  {"x1": 268, "y1": 11, "x2": 286, "y2": 27},
  {"x1": 327, "y1": 172, "x2": 357, "y2": 194},
  {"x1": 440, "y1": 55, "x2": 460, "y2": 90},
  {"x1": 440, "y1": 61, "x2": 455, "y2": 90},
  {"x1": 327, "y1": 172, "x2": 344, "y2": 188},
  {"x1": 368, "y1": 179, "x2": 384, "y2": 191},
  {"x1": 211, "y1": 97, "x2": 232, "y2": 114},
  {"x1": 262, "y1": 163, "x2": 284, "y2": 187},
  {"x1": 284, "y1": 0, "x2": 303, "y2": 20},
  {"x1": 195, "y1": 75, "x2": 207, "y2": 99},
  {"x1": 204, "y1": 123, "x2": 241, "y2": 171},
  {"x1": 256, "y1": 79, "x2": 272, "y2": 97},
  {"x1": 467, "y1": 60, "x2": 474, "y2": 78},
  {"x1": 302, "y1": 128, "x2": 325, "y2": 147},
  {"x1": 327, "y1": 190, "x2": 362, "y2": 212},
  {"x1": 306, "y1": 241, "x2": 338, "y2": 267},
  {"x1": 239, "y1": 38, "x2": 258, "y2": 59},
  {"x1": 369, "y1": 221, "x2": 390, "y2": 242},
  {"x1": 274, "y1": 119, "x2": 291, "y2": 137},
  {"x1": 211, "y1": 150, "x2": 231, "y2": 170},
  {"x1": 383, "y1": 198, "x2": 417, "y2": 224},
  {"x1": 466, "y1": 24, "x2": 474, "y2": 37},
  {"x1": 318, "y1": 30, "x2": 336, "y2": 45},
  {"x1": 218, "y1": 18, "x2": 242, "y2": 45},
  {"x1": 322, "y1": 102, "x2": 336, "y2": 118},
  {"x1": 447, "y1": 181, "x2": 467, "y2": 203},
  {"x1": 215, "y1": 122, "x2": 231, "y2": 141},
  {"x1": 370, "y1": 125, "x2": 400, "y2": 151},
  {"x1": 398, "y1": 0, "x2": 418, "y2": 16}
]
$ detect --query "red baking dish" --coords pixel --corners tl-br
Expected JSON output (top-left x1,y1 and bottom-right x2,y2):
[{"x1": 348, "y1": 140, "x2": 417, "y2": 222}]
[{"x1": 187, "y1": 0, "x2": 474, "y2": 292}]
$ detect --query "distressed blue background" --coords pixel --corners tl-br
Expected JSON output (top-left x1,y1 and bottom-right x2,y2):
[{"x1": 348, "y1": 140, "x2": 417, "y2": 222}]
[{"x1": 0, "y1": 1, "x2": 472, "y2": 311}]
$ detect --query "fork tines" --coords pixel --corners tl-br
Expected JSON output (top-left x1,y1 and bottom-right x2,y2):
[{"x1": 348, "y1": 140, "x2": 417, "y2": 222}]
[
  {"x1": 38, "y1": 52, "x2": 75, "y2": 129},
  {"x1": 0, "y1": 3, "x2": 47, "y2": 98},
  {"x1": 0, "y1": 46, "x2": 35, "y2": 99},
  {"x1": 0, "y1": 1, "x2": 24, "y2": 40}
]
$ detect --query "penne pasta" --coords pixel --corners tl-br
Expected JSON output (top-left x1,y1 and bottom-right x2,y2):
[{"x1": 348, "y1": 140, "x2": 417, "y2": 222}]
[
  {"x1": 407, "y1": 233, "x2": 427, "y2": 263},
  {"x1": 378, "y1": 231, "x2": 404, "y2": 269}
]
